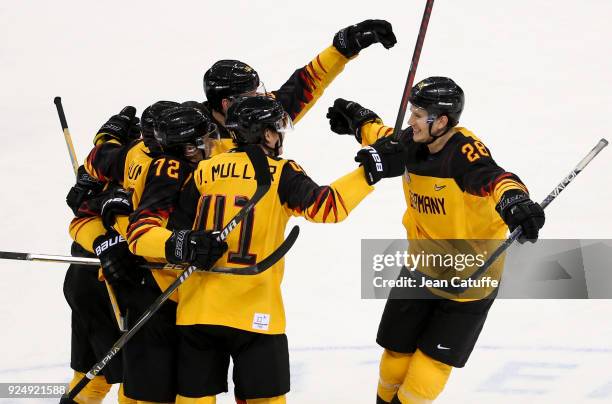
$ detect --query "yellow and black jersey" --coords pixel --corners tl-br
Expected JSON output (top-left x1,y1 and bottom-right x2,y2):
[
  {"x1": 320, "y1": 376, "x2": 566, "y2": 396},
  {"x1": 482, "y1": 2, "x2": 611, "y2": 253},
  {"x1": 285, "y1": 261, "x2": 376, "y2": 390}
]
[
  {"x1": 75, "y1": 131, "x2": 196, "y2": 296},
  {"x1": 84, "y1": 138, "x2": 151, "y2": 185},
  {"x1": 272, "y1": 45, "x2": 349, "y2": 124},
  {"x1": 176, "y1": 148, "x2": 373, "y2": 334},
  {"x1": 206, "y1": 45, "x2": 351, "y2": 155},
  {"x1": 361, "y1": 122, "x2": 529, "y2": 298},
  {"x1": 125, "y1": 156, "x2": 193, "y2": 259},
  {"x1": 119, "y1": 153, "x2": 197, "y2": 300},
  {"x1": 361, "y1": 122, "x2": 527, "y2": 240},
  {"x1": 69, "y1": 139, "x2": 153, "y2": 251}
]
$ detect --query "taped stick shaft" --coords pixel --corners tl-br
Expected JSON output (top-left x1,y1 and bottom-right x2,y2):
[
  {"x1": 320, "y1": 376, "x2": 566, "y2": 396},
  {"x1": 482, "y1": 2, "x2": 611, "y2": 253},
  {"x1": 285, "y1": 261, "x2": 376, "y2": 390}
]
[{"x1": 54, "y1": 97, "x2": 79, "y2": 175}]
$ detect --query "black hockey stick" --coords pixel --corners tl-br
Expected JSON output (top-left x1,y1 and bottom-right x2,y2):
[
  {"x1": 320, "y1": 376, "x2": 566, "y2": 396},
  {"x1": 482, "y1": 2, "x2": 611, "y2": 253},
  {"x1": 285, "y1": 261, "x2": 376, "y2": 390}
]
[
  {"x1": 0, "y1": 232, "x2": 299, "y2": 276},
  {"x1": 60, "y1": 145, "x2": 272, "y2": 403},
  {"x1": 392, "y1": 0, "x2": 434, "y2": 141},
  {"x1": 409, "y1": 138, "x2": 609, "y2": 295},
  {"x1": 209, "y1": 225, "x2": 300, "y2": 275}
]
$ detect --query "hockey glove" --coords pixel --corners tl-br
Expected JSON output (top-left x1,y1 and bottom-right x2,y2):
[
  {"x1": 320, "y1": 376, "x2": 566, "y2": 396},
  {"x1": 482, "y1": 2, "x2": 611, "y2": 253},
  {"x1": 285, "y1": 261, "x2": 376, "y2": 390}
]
[
  {"x1": 496, "y1": 190, "x2": 545, "y2": 243},
  {"x1": 94, "y1": 106, "x2": 140, "y2": 145},
  {"x1": 333, "y1": 19, "x2": 397, "y2": 58},
  {"x1": 165, "y1": 229, "x2": 228, "y2": 270},
  {"x1": 355, "y1": 136, "x2": 407, "y2": 185},
  {"x1": 93, "y1": 231, "x2": 144, "y2": 286},
  {"x1": 66, "y1": 165, "x2": 104, "y2": 215},
  {"x1": 326, "y1": 98, "x2": 380, "y2": 143},
  {"x1": 100, "y1": 187, "x2": 133, "y2": 231}
]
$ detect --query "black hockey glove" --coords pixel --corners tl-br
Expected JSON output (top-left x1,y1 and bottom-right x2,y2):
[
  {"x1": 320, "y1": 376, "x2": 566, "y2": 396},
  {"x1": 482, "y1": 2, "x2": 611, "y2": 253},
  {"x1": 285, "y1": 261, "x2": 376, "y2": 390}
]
[
  {"x1": 94, "y1": 106, "x2": 140, "y2": 145},
  {"x1": 333, "y1": 19, "x2": 397, "y2": 58},
  {"x1": 355, "y1": 136, "x2": 406, "y2": 185},
  {"x1": 66, "y1": 165, "x2": 104, "y2": 215},
  {"x1": 326, "y1": 98, "x2": 380, "y2": 143},
  {"x1": 496, "y1": 190, "x2": 545, "y2": 243},
  {"x1": 165, "y1": 229, "x2": 228, "y2": 270},
  {"x1": 100, "y1": 187, "x2": 133, "y2": 231},
  {"x1": 93, "y1": 231, "x2": 144, "y2": 286}
]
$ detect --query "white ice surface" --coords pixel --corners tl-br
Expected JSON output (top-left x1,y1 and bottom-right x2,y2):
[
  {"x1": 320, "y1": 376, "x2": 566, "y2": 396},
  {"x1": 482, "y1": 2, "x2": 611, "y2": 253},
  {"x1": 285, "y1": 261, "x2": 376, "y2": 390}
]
[{"x1": 1, "y1": 1, "x2": 611, "y2": 403}]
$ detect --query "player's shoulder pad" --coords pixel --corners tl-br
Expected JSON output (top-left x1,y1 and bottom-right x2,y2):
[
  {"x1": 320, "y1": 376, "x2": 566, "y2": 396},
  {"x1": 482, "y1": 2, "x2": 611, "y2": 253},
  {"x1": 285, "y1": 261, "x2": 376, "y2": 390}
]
[
  {"x1": 449, "y1": 127, "x2": 494, "y2": 165},
  {"x1": 283, "y1": 159, "x2": 307, "y2": 176}
]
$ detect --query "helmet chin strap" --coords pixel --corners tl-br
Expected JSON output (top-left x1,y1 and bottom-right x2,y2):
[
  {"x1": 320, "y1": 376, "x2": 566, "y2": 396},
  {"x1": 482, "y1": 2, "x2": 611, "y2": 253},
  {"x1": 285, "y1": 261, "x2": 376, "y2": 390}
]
[
  {"x1": 261, "y1": 133, "x2": 284, "y2": 157},
  {"x1": 424, "y1": 115, "x2": 449, "y2": 145}
]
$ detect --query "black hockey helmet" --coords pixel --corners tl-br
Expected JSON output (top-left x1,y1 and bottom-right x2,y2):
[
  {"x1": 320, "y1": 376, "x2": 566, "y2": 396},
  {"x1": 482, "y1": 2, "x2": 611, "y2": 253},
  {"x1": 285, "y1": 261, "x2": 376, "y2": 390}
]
[
  {"x1": 409, "y1": 76, "x2": 464, "y2": 127},
  {"x1": 225, "y1": 95, "x2": 293, "y2": 146},
  {"x1": 141, "y1": 100, "x2": 180, "y2": 139},
  {"x1": 203, "y1": 59, "x2": 261, "y2": 112},
  {"x1": 154, "y1": 106, "x2": 218, "y2": 154}
]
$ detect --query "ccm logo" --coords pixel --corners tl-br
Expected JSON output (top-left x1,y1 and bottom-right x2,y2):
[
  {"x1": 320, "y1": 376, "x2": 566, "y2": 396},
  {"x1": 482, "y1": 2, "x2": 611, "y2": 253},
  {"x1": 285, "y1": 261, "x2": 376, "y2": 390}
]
[{"x1": 365, "y1": 146, "x2": 383, "y2": 172}]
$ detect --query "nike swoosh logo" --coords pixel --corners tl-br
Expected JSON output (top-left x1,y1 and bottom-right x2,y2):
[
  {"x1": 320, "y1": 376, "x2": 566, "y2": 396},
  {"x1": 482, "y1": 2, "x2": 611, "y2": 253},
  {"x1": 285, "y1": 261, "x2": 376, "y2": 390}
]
[
  {"x1": 434, "y1": 184, "x2": 446, "y2": 191},
  {"x1": 437, "y1": 344, "x2": 451, "y2": 350}
]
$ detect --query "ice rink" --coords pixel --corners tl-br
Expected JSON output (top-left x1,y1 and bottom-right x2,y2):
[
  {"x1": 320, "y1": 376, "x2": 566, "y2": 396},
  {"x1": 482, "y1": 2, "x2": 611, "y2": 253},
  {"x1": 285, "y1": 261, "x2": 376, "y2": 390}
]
[{"x1": 1, "y1": 1, "x2": 611, "y2": 402}]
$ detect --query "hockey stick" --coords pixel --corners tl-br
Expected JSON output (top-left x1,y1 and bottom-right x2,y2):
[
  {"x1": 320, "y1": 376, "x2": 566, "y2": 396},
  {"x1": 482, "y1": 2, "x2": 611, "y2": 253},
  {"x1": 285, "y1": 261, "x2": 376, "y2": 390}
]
[
  {"x1": 60, "y1": 145, "x2": 273, "y2": 403},
  {"x1": 54, "y1": 97, "x2": 126, "y2": 331},
  {"x1": 0, "y1": 251, "x2": 100, "y2": 265},
  {"x1": 409, "y1": 138, "x2": 608, "y2": 295},
  {"x1": 0, "y1": 225, "x2": 299, "y2": 276},
  {"x1": 207, "y1": 225, "x2": 299, "y2": 275},
  {"x1": 392, "y1": 0, "x2": 435, "y2": 141},
  {"x1": 54, "y1": 97, "x2": 79, "y2": 175}
]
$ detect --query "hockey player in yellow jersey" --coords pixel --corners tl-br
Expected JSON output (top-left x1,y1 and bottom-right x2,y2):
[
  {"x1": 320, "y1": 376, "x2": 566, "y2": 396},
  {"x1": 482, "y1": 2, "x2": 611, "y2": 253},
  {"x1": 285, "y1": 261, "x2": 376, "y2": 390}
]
[
  {"x1": 68, "y1": 102, "x2": 216, "y2": 404},
  {"x1": 69, "y1": 102, "x2": 179, "y2": 250},
  {"x1": 201, "y1": 19, "x2": 397, "y2": 155},
  {"x1": 327, "y1": 77, "x2": 545, "y2": 403},
  {"x1": 98, "y1": 105, "x2": 226, "y2": 403},
  {"x1": 152, "y1": 95, "x2": 406, "y2": 403},
  {"x1": 64, "y1": 107, "x2": 143, "y2": 404}
]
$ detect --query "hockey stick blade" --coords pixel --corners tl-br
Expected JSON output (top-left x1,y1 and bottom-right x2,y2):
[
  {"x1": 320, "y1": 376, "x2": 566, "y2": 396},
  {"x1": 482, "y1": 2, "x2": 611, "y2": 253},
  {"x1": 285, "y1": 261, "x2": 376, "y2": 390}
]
[
  {"x1": 209, "y1": 225, "x2": 300, "y2": 275},
  {"x1": 215, "y1": 184, "x2": 270, "y2": 243}
]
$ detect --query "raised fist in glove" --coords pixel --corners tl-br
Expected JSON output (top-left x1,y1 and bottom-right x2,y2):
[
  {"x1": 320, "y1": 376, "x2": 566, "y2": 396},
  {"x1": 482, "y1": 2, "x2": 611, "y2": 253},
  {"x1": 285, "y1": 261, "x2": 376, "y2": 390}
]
[
  {"x1": 333, "y1": 19, "x2": 397, "y2": 58},
  {"x1": 93, "y1": 231, "x2": 144, "y2": 286},
  {"x1": 355, "y1": 136, "x2": 407, "y2": 185},
  {"x1": 94, "y1": 106, "x2": 141, "y2": 145},
  {"x1": 327, "y1": 98, "x2": 380, "y2": 143},
  {"x1": 496, "y1": 190, "x2": 545, "y2": 243},
  {"x1": 66, "y1": 165, "x2": 104, "y2": 215},
  {"x1": 165, "y1": 229, "x2": 228, "y2": 270},
  {"x1": 101, "y1": 187, "x2": 133, "y2": 231}
]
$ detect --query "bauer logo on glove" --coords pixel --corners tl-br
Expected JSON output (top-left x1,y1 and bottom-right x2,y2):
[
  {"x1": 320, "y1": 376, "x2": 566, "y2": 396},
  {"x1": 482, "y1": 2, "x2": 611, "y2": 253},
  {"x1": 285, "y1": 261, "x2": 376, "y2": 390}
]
[{"x1": 94, "y1": 233, "x2": 126, "y2": 256}]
